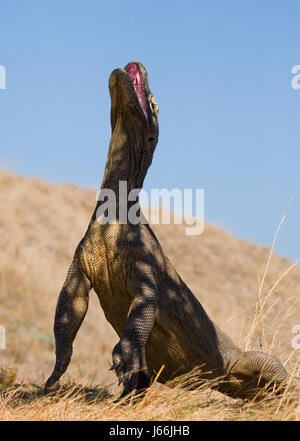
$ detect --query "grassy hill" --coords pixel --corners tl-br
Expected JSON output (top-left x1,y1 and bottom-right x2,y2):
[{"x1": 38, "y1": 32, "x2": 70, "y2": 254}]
[{"x1": 0, "y1": 169, "x2": 299, "y2": 420}]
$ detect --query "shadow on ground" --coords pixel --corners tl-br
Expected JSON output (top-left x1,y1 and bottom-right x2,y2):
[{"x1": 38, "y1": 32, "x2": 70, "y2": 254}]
[{"x1": 0, "y1": 383, "x2": 113, "y2": 407}]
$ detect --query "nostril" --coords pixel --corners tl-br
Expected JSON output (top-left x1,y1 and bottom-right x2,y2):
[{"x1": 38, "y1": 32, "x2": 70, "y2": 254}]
[{"x1": 148, "y1": 137, "x2": 155, "y2": 143}]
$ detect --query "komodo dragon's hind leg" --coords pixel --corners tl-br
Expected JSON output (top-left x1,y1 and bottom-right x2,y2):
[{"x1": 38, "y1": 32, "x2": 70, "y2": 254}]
[{"x1": 45, "y1": 259, "x2": 91, "y2": 393}]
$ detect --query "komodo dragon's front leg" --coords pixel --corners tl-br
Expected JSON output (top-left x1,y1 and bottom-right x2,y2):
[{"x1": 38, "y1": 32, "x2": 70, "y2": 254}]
[
  {"x1": 45, "y1": 257, "x2": 91, "y2": 392},
  {"x1": 110, "y1": 260, "x2": 158, "y2": 397}
]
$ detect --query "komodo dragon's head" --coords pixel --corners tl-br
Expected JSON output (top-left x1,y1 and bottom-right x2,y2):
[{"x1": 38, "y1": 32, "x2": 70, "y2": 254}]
[
  {"x1": 109, "y1": 61, "x2": 159, "y2": 134},
  {"x1": 101, "y1": 62, "x2": 159, "y2": 192}
]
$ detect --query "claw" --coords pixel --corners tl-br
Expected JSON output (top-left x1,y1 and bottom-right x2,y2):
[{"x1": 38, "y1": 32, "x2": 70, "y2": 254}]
[
  {"x1": 110, "y1": 355, "x2": 122, "y2": 371},
  {"x1": 44, "y1": 376, "x2": 55, "y2": 394},
  {"x1": 118, "y1": 372, "x2": 124, "y2": 386},
  {"x1": 109, "y1": 361, "x2": 120, "y2": 371},
  {"x1": 123, "y1": 377, "x2": 130, "y2": 390}
]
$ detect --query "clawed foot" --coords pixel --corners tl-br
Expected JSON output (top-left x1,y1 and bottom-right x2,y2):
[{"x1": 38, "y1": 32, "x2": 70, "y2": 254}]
[
  {"x1": 44, "y1": 349, "x2": 73, "y2": 394},
  {"x1": 110, "y1": 340, "x2": 151, "y2": 399},
  {"x1": 44, "y1": 374, "x2": 60, "y2": 394}
]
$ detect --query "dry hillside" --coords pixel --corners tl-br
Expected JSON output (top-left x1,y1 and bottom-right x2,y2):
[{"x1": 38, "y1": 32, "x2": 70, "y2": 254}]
[{"x1": 0, "y1": 169, "x2": 299, "y2": 420}]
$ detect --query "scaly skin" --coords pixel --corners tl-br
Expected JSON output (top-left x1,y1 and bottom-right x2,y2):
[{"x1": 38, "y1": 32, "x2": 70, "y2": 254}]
[{"x1": 45, "y1": 61, "x2": 291, "y2": 399}]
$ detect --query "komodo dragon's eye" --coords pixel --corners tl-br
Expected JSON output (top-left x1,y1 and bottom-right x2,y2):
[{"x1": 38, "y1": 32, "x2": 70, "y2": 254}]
[{"x1": 150, "y1": 97, "x2": 159, "y2": 116}]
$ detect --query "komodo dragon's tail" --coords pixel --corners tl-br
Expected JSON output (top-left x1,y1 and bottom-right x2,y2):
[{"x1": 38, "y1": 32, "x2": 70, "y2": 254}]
[
  {"x1": 221, "y1": 350, "x2": 297, "y2": 398},
  {"x1": 231, "y1": 351, "x2": 289, "y2": 383}
]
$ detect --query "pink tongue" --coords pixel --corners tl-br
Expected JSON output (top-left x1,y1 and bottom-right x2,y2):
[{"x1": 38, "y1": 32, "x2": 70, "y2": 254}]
[{"x1": 125, "y1": 63, "x2": 148, "y2": 120}]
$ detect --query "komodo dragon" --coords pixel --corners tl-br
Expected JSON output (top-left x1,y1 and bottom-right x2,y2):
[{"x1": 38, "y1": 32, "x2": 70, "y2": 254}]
[{"x1": 45, "y1": 61, "x2": 292, "y2": 400}]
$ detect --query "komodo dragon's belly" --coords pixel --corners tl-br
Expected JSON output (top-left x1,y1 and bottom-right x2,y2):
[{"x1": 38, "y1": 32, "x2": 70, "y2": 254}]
[{"x1": 145, "y1": 321, "x2": 197, "y2": 383}]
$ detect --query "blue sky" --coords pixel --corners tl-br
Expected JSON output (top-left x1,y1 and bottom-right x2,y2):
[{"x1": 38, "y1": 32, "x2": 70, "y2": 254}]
[{"x1": 0, "y1": 0, "x2": 299, "y2": 260}]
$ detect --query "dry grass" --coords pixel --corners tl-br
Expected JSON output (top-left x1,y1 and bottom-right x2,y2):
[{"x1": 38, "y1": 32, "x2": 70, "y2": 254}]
[
  {"x1": 0, "y1": 168, "x2": 299, "y2": 420},
  {"x1": 0, "y1": 371, "x2": 299, "y2": 421}
]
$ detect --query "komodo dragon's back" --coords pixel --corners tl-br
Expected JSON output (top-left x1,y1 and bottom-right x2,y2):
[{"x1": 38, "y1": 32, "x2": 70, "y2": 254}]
[{"x1": 45, "y1": 61, "x2": 295, "y2": 400}]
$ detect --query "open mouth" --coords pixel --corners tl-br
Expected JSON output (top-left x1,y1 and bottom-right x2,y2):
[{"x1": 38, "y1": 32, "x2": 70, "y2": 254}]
[{"x1": 124, "y1": 62, "x2": 148, "y2": 121}]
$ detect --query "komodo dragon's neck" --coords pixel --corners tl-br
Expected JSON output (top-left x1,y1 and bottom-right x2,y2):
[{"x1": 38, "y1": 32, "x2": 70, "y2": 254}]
[{"x1": 100, "y1": 116, "x2": 154, "y2": 196}]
